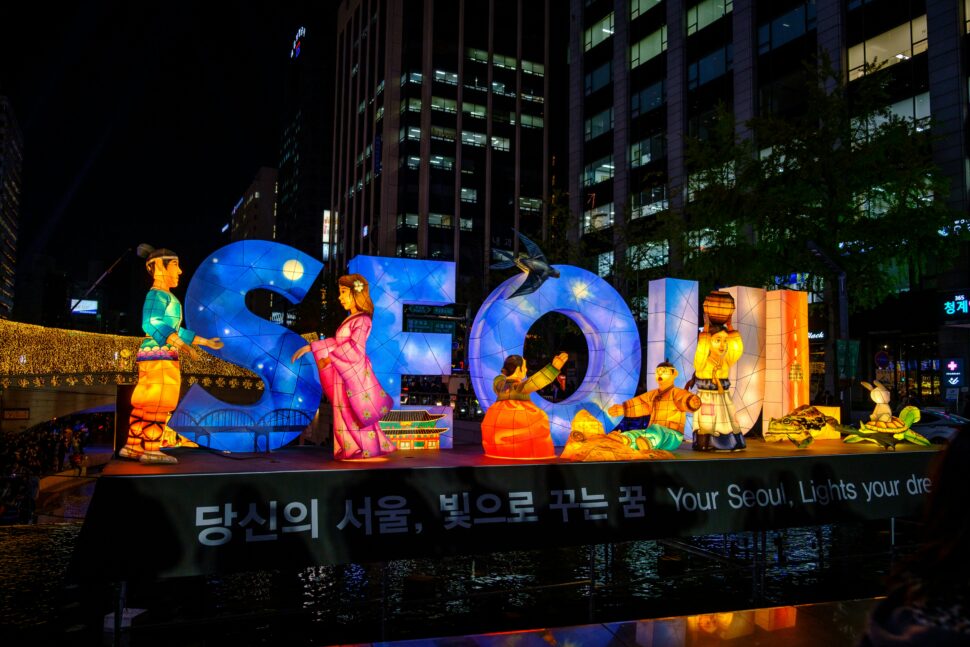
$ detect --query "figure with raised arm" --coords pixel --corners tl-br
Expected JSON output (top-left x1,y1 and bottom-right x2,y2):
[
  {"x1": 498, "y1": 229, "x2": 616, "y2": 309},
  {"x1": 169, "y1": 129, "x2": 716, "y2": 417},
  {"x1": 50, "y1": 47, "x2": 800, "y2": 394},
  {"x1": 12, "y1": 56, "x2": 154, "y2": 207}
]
[{"x1": 480, "y1": 352, "x2": 568, "y2": 459}]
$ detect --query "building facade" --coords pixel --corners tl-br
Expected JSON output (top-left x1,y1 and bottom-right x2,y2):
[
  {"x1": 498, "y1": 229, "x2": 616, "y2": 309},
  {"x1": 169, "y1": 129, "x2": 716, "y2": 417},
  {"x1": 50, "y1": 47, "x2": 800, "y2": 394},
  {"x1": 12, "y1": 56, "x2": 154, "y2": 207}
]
[
  {"x1": 277, "y1": 21, "x2": 334, "y2": 329},
  {"x1": 0, "y1": 96, "x2": 23, "y2": 320},
  {"x1": 568, "y1": 0, "x2": 970, "y2": 405},
  {"x1": 230, "y1": 167, "x2": 279, "y2": 321},
  {"x1": 331, "y1": 0, "x2": 566, "y2": 309}
]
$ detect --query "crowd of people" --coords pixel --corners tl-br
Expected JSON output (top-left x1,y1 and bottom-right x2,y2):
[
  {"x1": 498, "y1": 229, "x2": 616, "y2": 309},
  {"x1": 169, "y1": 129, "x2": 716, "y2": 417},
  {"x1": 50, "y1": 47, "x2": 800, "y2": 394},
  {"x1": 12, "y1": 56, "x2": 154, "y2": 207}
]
[{"x1": 0, "y1": 412, "x2": 110, "y2": 524}]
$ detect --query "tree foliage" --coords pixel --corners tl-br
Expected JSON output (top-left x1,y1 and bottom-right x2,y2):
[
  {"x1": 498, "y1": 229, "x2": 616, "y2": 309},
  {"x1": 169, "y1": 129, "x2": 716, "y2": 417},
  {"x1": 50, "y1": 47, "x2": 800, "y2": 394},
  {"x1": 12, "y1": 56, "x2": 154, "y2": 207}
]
[{"x1": 670, "y1": 57, "x2": 963, "y2": 312}]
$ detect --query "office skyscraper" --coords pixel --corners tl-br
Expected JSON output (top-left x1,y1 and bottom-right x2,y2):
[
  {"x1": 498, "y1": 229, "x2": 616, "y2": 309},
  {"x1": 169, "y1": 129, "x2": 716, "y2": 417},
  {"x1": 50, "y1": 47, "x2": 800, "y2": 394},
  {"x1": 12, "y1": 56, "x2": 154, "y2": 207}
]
[
  {"x1": 0, "y1": 96, "x2": 22, "y2": 320},
  {"x1": 331, "y1": 0, "x2": 566, "y2": 308}
]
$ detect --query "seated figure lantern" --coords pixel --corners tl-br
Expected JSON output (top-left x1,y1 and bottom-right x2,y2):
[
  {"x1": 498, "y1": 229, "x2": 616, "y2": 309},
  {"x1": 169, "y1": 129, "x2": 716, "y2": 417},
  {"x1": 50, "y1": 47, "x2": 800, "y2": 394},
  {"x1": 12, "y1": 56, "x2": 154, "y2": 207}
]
[
  {"x1": 122, "y1": 247, "x2": 223, "y2": 464},
  {"x1": 480, "y1": 352, "x2": 568, "y2": 459},
  {"x1": 606, "y1": 361, "x2": 700, "y2": 451}
]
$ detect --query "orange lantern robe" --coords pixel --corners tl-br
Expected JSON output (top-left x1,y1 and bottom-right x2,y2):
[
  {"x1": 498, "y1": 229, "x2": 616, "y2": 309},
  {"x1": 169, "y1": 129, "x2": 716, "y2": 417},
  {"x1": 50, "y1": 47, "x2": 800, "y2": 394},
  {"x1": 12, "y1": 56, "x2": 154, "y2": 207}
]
[{"x1": 481, "y1": 363, "x2": 561, "y2": 459}]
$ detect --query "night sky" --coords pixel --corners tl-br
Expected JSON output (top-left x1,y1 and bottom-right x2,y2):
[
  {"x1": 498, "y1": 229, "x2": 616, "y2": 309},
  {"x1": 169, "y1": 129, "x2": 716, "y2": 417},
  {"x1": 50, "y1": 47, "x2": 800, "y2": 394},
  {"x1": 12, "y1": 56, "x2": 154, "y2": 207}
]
[{"x1": 1, "y1": 2, "x2": 329, "y2": 325}]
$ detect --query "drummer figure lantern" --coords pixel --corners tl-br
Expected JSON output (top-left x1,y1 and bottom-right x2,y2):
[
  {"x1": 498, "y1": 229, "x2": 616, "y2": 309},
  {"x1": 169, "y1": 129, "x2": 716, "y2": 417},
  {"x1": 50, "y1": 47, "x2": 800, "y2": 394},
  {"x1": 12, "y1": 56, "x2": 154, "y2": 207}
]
[
  {"x1": 121, "y1": 248, "x2": 223, "y2": 465},
  {"x1": 691, "y1": 291, "x2": 745, "y2": 452}
]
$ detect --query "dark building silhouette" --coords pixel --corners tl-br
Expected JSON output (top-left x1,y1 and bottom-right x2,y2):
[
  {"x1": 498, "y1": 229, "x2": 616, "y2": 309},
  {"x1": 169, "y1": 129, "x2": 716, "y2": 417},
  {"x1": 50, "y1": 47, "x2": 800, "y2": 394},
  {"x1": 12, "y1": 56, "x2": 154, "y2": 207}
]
[
  {"x1": 0, "y1": 96, "x2": 23, "y2": 320},
  {"x1": 276, "y1": 21, "x2": 335, "y2": 330}
]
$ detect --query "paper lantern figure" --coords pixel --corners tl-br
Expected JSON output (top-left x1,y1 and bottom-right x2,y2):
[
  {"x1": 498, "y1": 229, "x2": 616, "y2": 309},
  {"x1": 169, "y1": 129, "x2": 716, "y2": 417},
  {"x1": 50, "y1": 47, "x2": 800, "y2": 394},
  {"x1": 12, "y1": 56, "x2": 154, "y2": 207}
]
[
  {"x1": 293, "y1": 274, "x2": 395, "y2": 460},
  {"x1": 606, "y1": 361, "x2": 700, "y2": 451},
  {"x1": 560, "y1": 410, "x2": 676, "y2": 461},
  {"x1": 691, "y1": 292, "x2": 744, "y2": 452},
  {"x1": 121, "y1": 247, "x2": 223, "y2": 464},
  {"x1": 480, "y1": 352, "x2": 567, "y2": 459}
]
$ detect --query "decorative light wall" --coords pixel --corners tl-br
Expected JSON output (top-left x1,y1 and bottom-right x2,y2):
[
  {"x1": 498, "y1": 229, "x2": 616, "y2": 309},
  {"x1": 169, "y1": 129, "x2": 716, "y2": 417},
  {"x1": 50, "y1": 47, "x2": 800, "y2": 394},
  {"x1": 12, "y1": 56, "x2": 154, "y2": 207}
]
[
  {"x1": 646, "y1": 278, "x2": 699, "y2": 438},
  {"x1": 763, "y1": 289, "x2": 810, "y2": 431},
  {"x1": 725, "y1": 286, "x2": 767, "y2": 434}
]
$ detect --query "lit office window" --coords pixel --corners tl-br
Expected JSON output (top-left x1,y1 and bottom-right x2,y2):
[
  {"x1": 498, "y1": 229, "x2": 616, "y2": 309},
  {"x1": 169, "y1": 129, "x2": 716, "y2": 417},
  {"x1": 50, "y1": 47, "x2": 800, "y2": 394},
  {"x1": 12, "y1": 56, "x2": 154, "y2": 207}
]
[
  {"x1": 686, "y1": 0, "x2": 733, "y2": 36},
  {"x1": 757, "y1": 3, "x2": 817, "y2": 54},
  {"x1": 584, "y1": 107, "x2": 614, "y2": 141},
  {"x1": 431, "y1": 125, "x2": 456, "y2": 142},
  {"x1": 628, "y1": 240, "x2": 669, "y2": 269},
  {"x1": 584, "y1": 13, "x2": 614, "y2": 52},
  {"x1": 688, "y1": 45, "x2": 733, "y2": 89},
  {"x1": 467, "y1": 48, "x2": 489, "y2": 64},
  {"x1": 522, "y1": 59, "x2": 544, "y2": 76},
  {"x1": 462, "y1": 131, "x2": 487, "y2": 147},
  {"x1": 429, "y1": 155, "x2": 454, "y2": 170},
  {"x1": 631, "y1": 0, "x2": 662, "y2": 21},
  {"x1": 847, "y1": 15, "x2": 927, "y2": 81},
  {"x1": 631, "y1": 26, "x2": 667, "y2": 68},
  {"x1": 520, "y1": 114, "x2": 544, "y2": 129},
  {"x1": 688, "y1": 228, "x2": 717, "y2": 256},
  {"x1": 597, "y1": 251, "x2": 614, "y2": 278},
  {"x1": 460, "y1": 218, "x2": 473, "y2": 231},
  {"x1": 631, "y1": 80, "x2": 664, "y2": 117},
  {"x1": 431, "y1": 96, "x2": 457, "y2": 113},
  {"x1": 631, "y1": 187, "x2": 668, "y2": 219},
  {"x1": 397, "y1": 213, "x2": 419, "y2": 228},
  {"x1": 397, "y1": 243, "x2": 419, "y2": 258},
  {"x1": 434, "y1": 69, "x2": 458, "y2": 85},
  {"x1": 630, "y1": 133, "x2": 666, "y2": 168},
  {"x1": 491, "y1": 135, "x2": 510, "y2": 152},
  {"x1": 494, "y1": 52, "x2": 517, "y2": 70},
  {"x1": 582, "y1": 155, "x2": 614, "y2": 187},
  {"x1": 461, "y1": 187, "x2": 478, "y2": 203},
  {"x1": 429, "y1": 213, "x2": 453, "y2": 228},
  {"x1": 463, "y1": 102, "x2": 487, "y2": 119},
  {"x1": 583, "y1": 202, "x2": 615, "y2": 233},
  {"x1": 519, "y1": 197, "x2": 542, "y2": 213},
  {"x1": 585, "y1": 61, "x2": 612, "y2": 96}
]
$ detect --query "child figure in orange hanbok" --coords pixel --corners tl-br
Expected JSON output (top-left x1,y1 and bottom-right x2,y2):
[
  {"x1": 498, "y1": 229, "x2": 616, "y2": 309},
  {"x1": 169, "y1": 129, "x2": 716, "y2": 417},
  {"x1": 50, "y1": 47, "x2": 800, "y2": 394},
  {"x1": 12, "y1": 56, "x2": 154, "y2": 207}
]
[
  {"x1": 481, "y1": 352, "x2": 568, "y2": 459},
  {"x1": 122, "y1": 247, "x2": 223, "y2": 465},
  {"x1": 293, "y1": 274, "x2": 395, "y2": 460}
]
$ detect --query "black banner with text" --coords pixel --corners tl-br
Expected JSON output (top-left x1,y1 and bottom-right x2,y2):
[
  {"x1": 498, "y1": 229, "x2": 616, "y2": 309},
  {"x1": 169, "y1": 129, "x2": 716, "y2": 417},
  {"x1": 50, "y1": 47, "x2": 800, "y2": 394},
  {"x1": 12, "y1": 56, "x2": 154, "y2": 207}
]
[{"x1": 74, "y1": 449, "x2": 938, "y2": 579}]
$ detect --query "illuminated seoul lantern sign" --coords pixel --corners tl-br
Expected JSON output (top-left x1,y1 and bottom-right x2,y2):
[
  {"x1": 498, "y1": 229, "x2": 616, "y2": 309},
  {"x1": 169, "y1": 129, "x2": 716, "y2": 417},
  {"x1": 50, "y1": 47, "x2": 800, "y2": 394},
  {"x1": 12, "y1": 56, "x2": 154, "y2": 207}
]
[
  {"x1": 172, "y1": 241, "x2": 323, "y2": 452},
  {"x1": 469, "y1": 266, "x2": 640, "y2": 445},
  {"x1": 174, "y1": 246, "x2": 809, "y2": 451},
  {"x1": 290, "y1": 26, "x2": 306, "y2": 59}
]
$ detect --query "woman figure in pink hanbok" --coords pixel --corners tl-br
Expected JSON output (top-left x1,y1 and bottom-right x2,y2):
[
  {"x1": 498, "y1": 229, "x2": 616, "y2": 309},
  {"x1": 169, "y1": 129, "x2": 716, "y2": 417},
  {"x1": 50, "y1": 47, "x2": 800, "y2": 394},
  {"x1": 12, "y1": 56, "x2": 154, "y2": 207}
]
[{"x1": 292, "y1": 274, "x2": 395, "y2": 460}]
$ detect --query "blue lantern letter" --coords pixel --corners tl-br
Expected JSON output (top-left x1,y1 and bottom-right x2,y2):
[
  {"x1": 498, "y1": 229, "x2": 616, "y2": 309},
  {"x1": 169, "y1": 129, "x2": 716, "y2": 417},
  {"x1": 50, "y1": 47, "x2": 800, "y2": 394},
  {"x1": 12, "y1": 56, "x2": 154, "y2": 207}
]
[
  {"x1": 172, "y1": 241, "x2": 323, "y2": 452},
  {"x1": 468, "y1": 266, "x2": 640, "y2": 445}
]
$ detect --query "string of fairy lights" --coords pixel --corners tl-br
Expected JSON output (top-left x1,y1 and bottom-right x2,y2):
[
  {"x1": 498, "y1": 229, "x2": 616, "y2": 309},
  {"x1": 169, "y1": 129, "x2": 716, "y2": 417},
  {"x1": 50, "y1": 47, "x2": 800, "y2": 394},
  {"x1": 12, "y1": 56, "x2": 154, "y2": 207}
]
[{"x1": 0, "y1": 320, "x2": 314, "y2": 390}]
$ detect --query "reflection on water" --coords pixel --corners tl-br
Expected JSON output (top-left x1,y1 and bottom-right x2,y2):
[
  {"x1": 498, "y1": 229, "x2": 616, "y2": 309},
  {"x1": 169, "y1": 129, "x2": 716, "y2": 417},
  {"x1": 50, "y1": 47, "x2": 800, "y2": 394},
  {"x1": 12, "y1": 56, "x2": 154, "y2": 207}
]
[
  {"x1": 1, "y1": 514, "x2": 907, "y2": 644},
  {"x1": 0, "y1": 523, "x2": 82, "y2": 629}
]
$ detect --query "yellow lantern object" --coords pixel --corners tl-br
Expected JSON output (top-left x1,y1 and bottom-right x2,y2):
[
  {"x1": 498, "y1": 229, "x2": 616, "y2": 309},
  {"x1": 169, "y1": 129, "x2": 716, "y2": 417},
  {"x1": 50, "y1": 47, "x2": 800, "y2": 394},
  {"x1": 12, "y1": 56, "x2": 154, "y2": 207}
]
[
  {"x1": 571, "y1": 409, "x2": 605, "y2": 436},
  {"x1": 703, "y1": 291, "x2": 736, "y2": 325}
]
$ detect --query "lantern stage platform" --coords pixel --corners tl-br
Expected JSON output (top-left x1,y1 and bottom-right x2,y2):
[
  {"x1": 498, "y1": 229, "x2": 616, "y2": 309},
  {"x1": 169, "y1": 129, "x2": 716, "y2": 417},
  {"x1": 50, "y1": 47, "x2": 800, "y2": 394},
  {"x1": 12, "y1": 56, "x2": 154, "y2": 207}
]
[{"x1": 74, "y1": 440, "x2": 939, "y2": 581}]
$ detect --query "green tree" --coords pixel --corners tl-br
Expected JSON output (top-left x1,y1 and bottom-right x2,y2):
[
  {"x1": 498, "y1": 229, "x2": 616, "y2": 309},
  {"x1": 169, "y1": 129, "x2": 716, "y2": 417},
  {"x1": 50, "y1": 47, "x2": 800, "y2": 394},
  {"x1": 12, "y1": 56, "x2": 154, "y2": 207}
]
[{"x1": 668, "y1": 56, "x2": 964, "y2": 397}]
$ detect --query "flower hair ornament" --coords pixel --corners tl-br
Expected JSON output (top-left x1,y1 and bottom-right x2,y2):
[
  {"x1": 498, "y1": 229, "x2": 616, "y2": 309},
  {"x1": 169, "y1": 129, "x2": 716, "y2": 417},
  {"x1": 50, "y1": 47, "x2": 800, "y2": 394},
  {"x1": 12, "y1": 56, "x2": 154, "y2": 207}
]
[{"x1": 353, "y1": 279, "x2": 365, "y2": 293}]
